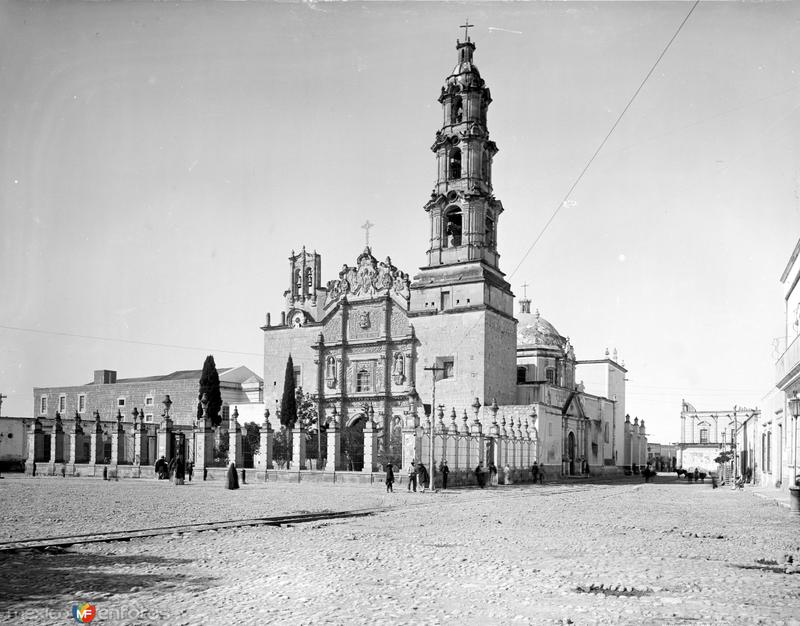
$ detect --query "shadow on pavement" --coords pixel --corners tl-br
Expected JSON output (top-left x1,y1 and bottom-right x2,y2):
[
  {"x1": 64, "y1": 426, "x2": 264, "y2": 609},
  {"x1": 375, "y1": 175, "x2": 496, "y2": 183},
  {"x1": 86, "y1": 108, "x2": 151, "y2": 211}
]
[{"x1": 0, "y1": 549, "x2": 212, "y2": 608}]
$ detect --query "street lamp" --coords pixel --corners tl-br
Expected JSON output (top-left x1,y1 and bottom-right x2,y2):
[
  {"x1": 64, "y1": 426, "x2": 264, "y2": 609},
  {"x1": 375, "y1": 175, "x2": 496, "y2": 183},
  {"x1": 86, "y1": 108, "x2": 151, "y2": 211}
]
[{"x1": 789, "y1": 392, "x2": 800, "y2": 484}]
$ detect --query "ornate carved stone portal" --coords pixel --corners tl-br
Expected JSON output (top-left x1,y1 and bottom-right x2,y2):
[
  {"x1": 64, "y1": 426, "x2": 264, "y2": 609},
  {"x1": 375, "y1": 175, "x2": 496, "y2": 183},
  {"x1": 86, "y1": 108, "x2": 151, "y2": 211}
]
[{"x1": 325, "y1": 247, "x2": 411, "y2": 306}]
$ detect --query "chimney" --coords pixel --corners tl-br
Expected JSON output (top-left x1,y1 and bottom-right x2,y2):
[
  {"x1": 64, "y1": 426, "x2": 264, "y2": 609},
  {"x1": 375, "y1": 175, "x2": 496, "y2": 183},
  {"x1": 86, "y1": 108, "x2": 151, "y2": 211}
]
[{"x1": 94, "y1": 370, "x2": 117, "y2": 384}]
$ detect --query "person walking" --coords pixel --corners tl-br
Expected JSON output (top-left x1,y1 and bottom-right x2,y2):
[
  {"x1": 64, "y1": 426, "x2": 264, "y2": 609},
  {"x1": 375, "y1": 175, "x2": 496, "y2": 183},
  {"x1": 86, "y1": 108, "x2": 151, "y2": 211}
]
[
  {"x1": 489, "y1": 462, "x2": 498, "y2": 487},
  {"x1": 531, "y1": 462, "x2": 539, "y2": 484},
  {"x1": 504, "y1": 462, "x2": 512, "y2": 485},
  {"x1": 154, "y1": 456, "x2": 168, "y2": 480},
  {"x1": 385, "y1": 463, "x2": 395, "y2": 493},
  {"x1": 174, "y1": 455, "x2": 185, "y2": 486},
  {"x1": 226, "y1": 461, "x2": 240, "y2": 490},
  {"x1": 186, "y1": 461, "x2": 194, "y2": 482},
  {"x1": 168, "y1": 456, "x2": 177, "y2": 483},
  {"x1": 407, "y1": 461, "x2": 417, "y2": 492},
  {"x1": 474, "y1": 462, "x2": 486, "y2": 488},
  {"x1": 417, "y1": 462, "x2": 429, "y2": 493},
  {"x1": 440, "y1": 460, "x2": 450, "y2": 490}
]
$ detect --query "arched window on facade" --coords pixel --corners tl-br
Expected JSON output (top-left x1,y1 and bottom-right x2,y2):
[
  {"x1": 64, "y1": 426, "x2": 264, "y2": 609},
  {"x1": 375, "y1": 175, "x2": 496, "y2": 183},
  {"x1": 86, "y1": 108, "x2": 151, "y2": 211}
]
[
  {"x1": 481, "y1": 151, "x2": 490, "y2": 181},
  {"x1": 294, "y1": 269, "x2": 301, "y2": 295},
  {"x1": 305, "y1": 267, "x2": 313, "y2": 289},
  {"x1": 451, "y1": 96, "x2": 463, "y2": 124},
  {"x1": 545, "y1": 368, "x2": 555, "y2": 385},
  {"x1": 449, "y1": 147, "x2": 461, "y2": 180},
  {"x1": 443, "y1": 207, "x2": 462, "y2": 247},
  {"x1": 699, "y1": 428, "x2": 709, "y2": 444},
  {"x1": 356, "y1": 368, "x2": 371, "y2": 393},
  {"x1": 485, "y1": 213, "x2": 495, "y2": 248},
  {"x1": 517, "y1": 366, "x2": 527, "y2": 384}
]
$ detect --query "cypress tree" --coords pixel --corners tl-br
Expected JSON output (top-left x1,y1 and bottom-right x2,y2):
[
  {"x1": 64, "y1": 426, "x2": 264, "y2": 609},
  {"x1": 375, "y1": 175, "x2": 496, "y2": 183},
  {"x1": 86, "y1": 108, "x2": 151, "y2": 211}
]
[
  {"x1": 280, "y1": 355, "x2": 297, "y2": 428},
  {"x1": 197, "y1": 355, "x2": 223, "y2": 427}
]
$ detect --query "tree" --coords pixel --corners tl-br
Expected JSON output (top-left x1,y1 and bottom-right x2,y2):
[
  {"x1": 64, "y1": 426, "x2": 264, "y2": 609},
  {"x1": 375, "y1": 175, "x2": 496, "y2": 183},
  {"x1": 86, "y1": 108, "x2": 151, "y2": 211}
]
[
  {"x1": 296, "y1": 388, "x2": 319, "y2": 431},
  {"x1": 280, "y1": 355, "x2": 297, "y2": 428},
  {"x1": 296, "y1": 388, "x2": 324, "y2": 465},
  {"x1": 197, "y1": 355, "x2": 223, "y2": 427},
  {"x1": 714, "y1": 451, "x2": 732, "y2": 465}
]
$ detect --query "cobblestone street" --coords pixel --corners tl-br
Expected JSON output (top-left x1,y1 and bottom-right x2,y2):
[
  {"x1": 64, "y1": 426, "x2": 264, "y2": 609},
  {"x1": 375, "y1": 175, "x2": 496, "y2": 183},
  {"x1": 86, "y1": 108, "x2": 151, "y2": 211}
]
[{"x1": 1, "y1": 477, "x2": 798, "y2": 625}]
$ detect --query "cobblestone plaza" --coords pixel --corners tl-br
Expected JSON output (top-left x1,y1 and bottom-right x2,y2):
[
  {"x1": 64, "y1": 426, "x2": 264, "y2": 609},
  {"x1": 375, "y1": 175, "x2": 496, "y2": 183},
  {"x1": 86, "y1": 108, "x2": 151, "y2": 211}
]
[{"x1": 0, "y1": 477, "x2": 798, "y2": 625}]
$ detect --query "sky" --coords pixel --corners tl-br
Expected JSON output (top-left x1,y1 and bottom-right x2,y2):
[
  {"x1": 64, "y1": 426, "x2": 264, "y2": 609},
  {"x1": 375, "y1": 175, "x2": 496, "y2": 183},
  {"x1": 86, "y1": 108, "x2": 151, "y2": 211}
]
[{"x1": 1, "y1": 1, "x2": 798, "y2": 445}]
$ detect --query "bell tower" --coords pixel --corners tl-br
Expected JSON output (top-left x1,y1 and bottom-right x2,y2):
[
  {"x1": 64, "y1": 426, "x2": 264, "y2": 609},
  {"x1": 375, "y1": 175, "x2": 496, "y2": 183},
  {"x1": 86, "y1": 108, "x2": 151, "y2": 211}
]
[
  {"x1": 409, "y1": 26, "x2": 517, "y2": 409},
  {"x1": 410, "y1": 26, "x2": 514, "y2": 319}
]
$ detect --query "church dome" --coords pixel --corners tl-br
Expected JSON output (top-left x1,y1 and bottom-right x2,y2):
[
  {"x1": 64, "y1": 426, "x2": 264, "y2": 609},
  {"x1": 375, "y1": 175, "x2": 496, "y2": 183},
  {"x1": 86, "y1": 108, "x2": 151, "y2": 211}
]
[{"x1": 517, "y1": 308, "x2": 567, "y2": 351}]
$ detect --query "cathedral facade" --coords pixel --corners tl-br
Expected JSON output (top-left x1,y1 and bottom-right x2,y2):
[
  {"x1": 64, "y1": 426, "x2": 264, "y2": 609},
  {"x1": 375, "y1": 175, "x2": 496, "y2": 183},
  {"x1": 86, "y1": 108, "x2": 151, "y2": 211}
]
[{"x1": 261, "y1": 31, "x2": 637, "y2": 477}]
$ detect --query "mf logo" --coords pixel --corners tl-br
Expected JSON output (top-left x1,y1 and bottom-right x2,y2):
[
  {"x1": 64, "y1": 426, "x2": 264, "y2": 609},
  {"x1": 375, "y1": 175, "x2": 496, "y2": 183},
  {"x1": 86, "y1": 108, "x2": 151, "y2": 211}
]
[{"x1": 72, "y1": 603, "x2": 96, "y2": 623}]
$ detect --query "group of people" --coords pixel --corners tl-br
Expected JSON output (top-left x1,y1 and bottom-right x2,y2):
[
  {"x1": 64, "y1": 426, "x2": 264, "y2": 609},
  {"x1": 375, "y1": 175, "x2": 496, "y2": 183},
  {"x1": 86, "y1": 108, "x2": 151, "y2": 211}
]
[
  {"x1": 393, "y1": 460, "x2": 452, "y2": 493},
  {"x1": 393, "y1": 459, "x2": 547, "y2": 491},
  {"x1": 154, "y1": 455, "x2": 193, "y2": 485}
]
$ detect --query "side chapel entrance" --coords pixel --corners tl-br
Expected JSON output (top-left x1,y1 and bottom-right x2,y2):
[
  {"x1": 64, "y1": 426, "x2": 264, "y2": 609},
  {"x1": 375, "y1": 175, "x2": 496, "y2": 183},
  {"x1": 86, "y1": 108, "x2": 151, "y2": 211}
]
[
  {"x1": 567, "y1": 431, "x2": 576, "y2": 475},
  {"x1": 342, "y1": 413, "x2": 365, "y2": 471}
]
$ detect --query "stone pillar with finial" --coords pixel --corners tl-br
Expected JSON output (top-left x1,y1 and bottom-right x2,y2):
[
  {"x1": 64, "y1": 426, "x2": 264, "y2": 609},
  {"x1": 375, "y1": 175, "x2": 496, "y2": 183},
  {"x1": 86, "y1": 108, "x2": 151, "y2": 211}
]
[
  {"x1": 291, "y1": 411, "x2": 307, "y2": 471},
  {"x1": 110, "y1": 409, "x2": 125, "y2": 468},
  {"x1": 228, "y1": 407, "x2": 243, "y2": 467},
  {"x1": 25, "y1": 417, "x2": 44, "y2": 475},
  {"x1": 401, "y1": 393, "x2": 421, "y2": 475},
  {"x1": 157, "y1": 395, "x2": 174, "y2": 461},
  {"x1": 362, "y1": 405, "x2": 378, "y2": 473},
  {"x1": 67, "y1": 411, "x2": 85, "y2": 474},
  {"x1": 446, "y1": 407, "x2": 458, "y2": 468},
  {"x1": 68, "y1": 411, "x2": 84, "y2": 469},
  {"x1": 325, "y1": 407, "x2": 340, "y2": 472},
  {"x1": 195, "y1": 393, "x2": 213, "y2": 477},
  {"x1": 48, "y1": 411, "x2": 65, "y2": 474},
  {"x1": 89, "y1": 410, "x2": 103, "y2": 466},
  {"x1": 471, "y1": 398, "x2": 484, "y2": 472},
  {"x1": 259, "y1": 408, "x2": 274, "y2": 473},
  {"x1": 132, "y1": 408, "x2": 146, "y2": 466}
]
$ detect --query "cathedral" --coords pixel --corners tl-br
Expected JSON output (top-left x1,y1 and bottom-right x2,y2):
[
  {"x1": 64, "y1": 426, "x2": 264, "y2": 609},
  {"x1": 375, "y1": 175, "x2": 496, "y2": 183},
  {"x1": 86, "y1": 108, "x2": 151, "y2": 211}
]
[{"x1": 261, "y1": 29, "x2": 642, "y2": 478}]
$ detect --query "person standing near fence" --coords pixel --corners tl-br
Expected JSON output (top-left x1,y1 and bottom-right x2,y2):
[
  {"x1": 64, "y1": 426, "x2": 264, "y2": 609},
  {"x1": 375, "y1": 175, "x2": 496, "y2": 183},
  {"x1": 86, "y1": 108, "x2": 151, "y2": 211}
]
[
  {"x1": 385, "y1": 463, "x2": 394, "y2": 493},
  {"x1": 440, "y1": 460, "x2": 449, "y2": 490},
  {"x1": 417, "y1": 462, "x2": 429, "y2": 493}
]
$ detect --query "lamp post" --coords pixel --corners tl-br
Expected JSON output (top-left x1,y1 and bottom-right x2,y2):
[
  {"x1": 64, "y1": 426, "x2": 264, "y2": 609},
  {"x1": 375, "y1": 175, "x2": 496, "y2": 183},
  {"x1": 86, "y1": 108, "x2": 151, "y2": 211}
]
[
  {"x1": 788, "y1": 392, "x2": 800, "y2": 484},
  {"x1": 423, "y1": 364, "x2": 444, "y2": 491}
]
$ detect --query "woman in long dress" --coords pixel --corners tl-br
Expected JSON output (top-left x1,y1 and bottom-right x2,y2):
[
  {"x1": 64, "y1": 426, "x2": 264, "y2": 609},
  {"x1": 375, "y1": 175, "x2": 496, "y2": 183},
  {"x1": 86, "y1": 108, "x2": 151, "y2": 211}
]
[
  {"x1": 174, "y1": 455, "x2": 185, "y2": 486},
  {"x1": 226, "y1": 461, "x2": 240, "y2": 490}
]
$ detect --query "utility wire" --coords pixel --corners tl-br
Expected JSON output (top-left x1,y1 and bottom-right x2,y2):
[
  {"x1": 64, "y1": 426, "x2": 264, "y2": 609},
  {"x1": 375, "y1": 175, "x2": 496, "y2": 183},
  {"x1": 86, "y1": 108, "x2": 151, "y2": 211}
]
[
  {"x1": 0, "y1": 324, "x2": 262, "y2": 357},
  {"x1": 507, "y1": 0, "x2": 701, "y2": 279},
  {"x1": 442, "y1": 0, "x2": 701, "y2": 364}
]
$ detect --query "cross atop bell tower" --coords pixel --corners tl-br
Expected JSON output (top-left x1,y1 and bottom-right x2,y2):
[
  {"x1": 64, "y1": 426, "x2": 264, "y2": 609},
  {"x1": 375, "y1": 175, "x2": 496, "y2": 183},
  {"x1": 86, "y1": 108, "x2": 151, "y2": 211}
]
[{"x1": 457, "y1": 19, "x2": 476, "y2": 64}]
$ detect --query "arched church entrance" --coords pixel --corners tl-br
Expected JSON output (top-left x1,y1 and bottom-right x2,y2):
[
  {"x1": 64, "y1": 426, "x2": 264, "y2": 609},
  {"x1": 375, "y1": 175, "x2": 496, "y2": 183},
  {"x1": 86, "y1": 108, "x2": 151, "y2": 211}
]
[
  {"x1": 567, "y1": 431, "x2": 576, "y2": 476},
  {"x1": 343, "y1": 413, "x2": 365, "y2": 471}
]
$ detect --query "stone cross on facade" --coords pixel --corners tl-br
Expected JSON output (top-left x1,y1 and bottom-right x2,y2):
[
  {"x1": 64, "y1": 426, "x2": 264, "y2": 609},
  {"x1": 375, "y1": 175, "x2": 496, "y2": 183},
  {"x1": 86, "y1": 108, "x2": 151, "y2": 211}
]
[
  {"x1": 361, "y1": 220, "x2": 374, "y2": 247},
  {"x1": 521, "y1": 282, "x2": 529, "y2": 298}
]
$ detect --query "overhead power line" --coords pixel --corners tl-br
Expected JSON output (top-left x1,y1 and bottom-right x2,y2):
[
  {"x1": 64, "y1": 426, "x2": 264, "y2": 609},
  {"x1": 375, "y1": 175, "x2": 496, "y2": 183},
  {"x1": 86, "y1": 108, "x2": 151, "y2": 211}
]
[
  {"x1": 507, "y1": 0, "x2": 701, "y2": 279},
  {"x1": 0, "y1": 324, "x2": 262, "y2": 358}
]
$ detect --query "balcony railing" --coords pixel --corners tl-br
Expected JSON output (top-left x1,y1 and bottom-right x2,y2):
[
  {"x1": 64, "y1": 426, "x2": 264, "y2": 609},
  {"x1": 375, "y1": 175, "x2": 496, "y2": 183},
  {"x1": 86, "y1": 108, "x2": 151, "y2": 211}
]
[{"x1": 776, "y1": 333, "x2": 800, "y2": 389}]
